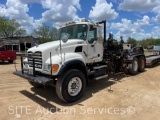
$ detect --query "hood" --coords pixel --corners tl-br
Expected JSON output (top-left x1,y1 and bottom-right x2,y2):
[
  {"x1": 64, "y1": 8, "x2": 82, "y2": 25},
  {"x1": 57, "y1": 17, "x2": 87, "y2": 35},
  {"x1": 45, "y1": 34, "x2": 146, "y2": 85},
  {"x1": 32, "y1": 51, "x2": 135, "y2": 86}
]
[{"x1": 28, "y1": 39, "x2": 84, "y2": 53}]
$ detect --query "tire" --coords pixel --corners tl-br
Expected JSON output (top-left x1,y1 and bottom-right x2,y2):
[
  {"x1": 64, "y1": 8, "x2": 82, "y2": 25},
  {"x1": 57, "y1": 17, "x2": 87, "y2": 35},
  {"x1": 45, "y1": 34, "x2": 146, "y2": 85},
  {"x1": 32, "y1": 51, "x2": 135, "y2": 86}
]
[
  {"x1": 8, "y1": 60, "x2": 13, "y2": 63},
  {"x1": 56, "y1": 69, "x2": 86, "y2": 103},
  {"x1": 29, "y1": 81, "x2": 44, "y2": 88},
  {"x1": 128, "y1": 57, "x2": 138, "y2": 75},
  {"x1": 138, "y1": 56, "x2": 145, "y2": 72}
]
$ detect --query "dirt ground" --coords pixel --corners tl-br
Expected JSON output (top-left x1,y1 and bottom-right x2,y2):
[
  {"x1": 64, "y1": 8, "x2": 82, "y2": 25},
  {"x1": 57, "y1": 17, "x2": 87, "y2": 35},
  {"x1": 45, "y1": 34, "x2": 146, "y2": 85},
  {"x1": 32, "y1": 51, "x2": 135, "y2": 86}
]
[{"x1": 0, "y1": 58, "x2": 160, "y2": 120}]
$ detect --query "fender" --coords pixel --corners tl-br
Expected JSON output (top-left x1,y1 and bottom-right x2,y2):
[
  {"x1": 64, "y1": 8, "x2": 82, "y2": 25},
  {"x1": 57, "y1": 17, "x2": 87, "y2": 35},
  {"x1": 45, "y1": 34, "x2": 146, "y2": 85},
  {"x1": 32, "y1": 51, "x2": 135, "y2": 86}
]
[
  {"x1": 58, "y1": 59, "x2": 87, "y2": 76},
  {"x1": 58, "y1": 59, "x2": 88, "y2": 84}
]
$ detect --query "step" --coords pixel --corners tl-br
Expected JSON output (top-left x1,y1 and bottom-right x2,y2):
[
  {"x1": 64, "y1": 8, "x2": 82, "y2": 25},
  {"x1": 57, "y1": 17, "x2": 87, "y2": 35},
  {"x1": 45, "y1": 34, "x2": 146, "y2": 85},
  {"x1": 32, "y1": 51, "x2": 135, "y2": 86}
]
[
  {"x1": 93, "y1": 65, "x2": 107, "y2": 70},
  {"x1": 95, "y1": 75, "x2": 108, "y2": 80},
  {"x1": 88, "y1": 70, "x2": 95, "y2": 75}
]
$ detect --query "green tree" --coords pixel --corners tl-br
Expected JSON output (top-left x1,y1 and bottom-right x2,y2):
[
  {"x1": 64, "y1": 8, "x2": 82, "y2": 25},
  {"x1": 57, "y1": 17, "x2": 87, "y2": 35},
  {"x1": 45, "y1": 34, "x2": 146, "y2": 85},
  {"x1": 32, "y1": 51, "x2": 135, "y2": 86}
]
[
  {"x1": 127, "y1": 37, "x2": 137, "y2": 45},
  {"x1": 0, "y1": 17, "x2": 26, "y2": 37},
  {"x1": 49, "y1": 27, "x2": 58, "y2": 40},
  {"x1": 138, "y1": 38, "x2": 160, "y2": 48},
  {"x1": 138, "y1": 39, "x2": 147, "y2": 48},
  {"x1": 0, "y1": 17, "x2": 9, "y2": 37},
  {"x1": 33, "y1": 25, "x2": 58, "y2": 43},
  {"x1": 33, "y1": 25, "x2": 50, "y2": 39}
]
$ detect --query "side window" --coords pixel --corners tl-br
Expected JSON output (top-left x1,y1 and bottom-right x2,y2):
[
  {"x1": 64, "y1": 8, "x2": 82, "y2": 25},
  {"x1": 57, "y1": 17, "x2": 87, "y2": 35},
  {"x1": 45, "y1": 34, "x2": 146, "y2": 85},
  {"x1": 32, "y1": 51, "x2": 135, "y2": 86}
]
[
  {"x1": 88, "y1": 26, "x2": 97, "y2": 44},
  {"x1": 77, "y1": 25, "x2": 87, "y2": 40}
]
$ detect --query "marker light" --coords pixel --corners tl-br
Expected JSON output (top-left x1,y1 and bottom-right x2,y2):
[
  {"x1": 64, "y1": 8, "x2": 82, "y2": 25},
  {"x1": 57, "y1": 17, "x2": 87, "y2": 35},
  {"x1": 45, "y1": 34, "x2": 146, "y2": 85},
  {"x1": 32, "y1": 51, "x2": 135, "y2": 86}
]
[
  {"x1": 81, "y1": 18, "x2": 88, "y2": 22},
  {"x1": 52, "y1": 64, "x2": 59, "y2": 72}
]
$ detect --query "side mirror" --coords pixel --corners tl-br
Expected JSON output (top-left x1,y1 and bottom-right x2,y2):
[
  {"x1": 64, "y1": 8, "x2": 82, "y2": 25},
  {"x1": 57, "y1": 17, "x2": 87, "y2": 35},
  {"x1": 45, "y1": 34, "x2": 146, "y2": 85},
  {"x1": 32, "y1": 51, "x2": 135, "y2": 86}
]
[
  {"x1": 62, "y1": 34, "x2": 68, "y2": 43},
  {"x1": 91, "y1": 40, "x2": 97, "y2": 47}
]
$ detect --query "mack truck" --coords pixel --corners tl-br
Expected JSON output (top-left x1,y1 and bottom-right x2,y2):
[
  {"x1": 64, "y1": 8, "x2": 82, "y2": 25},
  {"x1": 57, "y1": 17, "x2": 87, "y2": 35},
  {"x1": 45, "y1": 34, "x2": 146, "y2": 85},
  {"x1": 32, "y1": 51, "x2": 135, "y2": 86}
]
[{"x1": 14, "y1": 19, "x2": 146, "y2": 103}]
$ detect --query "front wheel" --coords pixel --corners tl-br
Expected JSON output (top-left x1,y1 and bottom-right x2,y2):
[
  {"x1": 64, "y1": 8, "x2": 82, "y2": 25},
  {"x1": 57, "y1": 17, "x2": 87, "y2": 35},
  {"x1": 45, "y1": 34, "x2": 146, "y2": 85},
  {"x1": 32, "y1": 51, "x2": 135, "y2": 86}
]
[{"x1": 56, "y1": 69, "x2": 86, "y2": 103}]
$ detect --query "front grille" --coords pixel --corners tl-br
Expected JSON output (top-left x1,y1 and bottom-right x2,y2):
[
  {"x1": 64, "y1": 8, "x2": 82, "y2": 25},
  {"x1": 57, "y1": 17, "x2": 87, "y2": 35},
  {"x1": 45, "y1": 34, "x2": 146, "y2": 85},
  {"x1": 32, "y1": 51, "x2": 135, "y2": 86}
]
[{"x1": 28, "y1": 51, "x2": 42, "y2": 69}]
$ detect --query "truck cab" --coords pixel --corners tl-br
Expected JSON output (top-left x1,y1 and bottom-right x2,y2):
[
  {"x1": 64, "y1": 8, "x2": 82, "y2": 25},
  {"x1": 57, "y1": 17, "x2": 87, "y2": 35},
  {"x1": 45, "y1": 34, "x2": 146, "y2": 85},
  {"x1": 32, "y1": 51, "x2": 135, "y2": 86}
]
[
  {"x1": 22, "y1": 19, "x2": 104, "y2": 76},
  {"x1": 57, "y1": 20, "x2": 104, "y2": 64}
]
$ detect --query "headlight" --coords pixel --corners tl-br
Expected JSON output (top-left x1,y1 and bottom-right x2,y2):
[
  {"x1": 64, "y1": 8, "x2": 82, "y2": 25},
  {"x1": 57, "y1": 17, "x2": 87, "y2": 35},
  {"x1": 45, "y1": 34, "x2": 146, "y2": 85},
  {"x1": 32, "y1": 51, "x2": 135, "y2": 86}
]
[
  {"x1": 44, "y1": 64, "x2": 51, "y2": 71},
  {"x1": 23, "y1": 62, "x2": 29, "y2": 68},
  {"x1": 44, "y1": 64, "x2": 59, "y2": 72}
]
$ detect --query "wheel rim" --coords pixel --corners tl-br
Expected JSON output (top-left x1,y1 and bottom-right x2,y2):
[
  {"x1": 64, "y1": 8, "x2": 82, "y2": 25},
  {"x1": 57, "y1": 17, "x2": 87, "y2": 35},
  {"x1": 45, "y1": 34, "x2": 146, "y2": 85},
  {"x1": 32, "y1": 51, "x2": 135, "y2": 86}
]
[
  {"x1": 68, "y1": 77, "x2": 82, "y2": 96},
  {"x1": 133, "y1": 60, "x2": 138, "y2": 71}
]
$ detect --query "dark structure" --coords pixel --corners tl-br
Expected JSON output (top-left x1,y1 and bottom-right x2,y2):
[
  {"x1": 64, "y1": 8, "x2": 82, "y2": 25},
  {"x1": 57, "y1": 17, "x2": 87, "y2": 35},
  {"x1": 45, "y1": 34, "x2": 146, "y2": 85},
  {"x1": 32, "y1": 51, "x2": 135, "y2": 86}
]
[{"x1": 0, "y1": 36, "x2": 39, "y2": 52}]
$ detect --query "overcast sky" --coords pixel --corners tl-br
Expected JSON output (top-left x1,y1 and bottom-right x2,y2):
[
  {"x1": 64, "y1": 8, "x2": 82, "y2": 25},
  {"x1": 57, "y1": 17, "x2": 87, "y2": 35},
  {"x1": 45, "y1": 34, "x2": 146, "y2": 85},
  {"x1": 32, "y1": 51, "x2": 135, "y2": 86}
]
[{"x1": 0, "y1": 0, "x2": 160, "y2": 41}]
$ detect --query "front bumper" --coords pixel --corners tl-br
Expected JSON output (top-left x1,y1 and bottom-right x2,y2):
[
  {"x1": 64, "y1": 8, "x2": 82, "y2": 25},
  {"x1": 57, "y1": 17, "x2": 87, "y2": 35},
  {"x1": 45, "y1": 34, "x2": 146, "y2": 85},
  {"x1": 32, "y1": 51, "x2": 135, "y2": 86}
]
[{"x1": 13, "y1": 71, "x2": 52, "y2": 85}]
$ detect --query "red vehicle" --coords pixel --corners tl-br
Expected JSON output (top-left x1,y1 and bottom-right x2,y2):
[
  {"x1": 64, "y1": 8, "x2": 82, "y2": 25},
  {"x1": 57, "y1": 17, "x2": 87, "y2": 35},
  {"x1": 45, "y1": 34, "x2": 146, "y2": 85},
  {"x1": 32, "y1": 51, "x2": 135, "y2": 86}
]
[{"x1": 0, "y1": 46, "x2": 16, "y2": 63}]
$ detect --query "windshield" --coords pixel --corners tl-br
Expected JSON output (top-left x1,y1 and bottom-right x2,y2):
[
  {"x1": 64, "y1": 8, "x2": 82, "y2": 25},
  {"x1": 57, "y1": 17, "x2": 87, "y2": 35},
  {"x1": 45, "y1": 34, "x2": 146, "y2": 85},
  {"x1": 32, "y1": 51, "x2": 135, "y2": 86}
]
[{"x1": 58, "y1": 24, "x2": 88, "y2": 40}]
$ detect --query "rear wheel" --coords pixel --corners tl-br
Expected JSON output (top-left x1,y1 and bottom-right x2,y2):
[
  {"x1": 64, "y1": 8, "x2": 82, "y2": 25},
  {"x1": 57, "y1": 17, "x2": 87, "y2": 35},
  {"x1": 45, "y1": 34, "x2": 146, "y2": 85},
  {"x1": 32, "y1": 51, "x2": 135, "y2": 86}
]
[
  {"x1": 138, "y1": 56, "x2": 145, "y2": 72},
  {"x1": 8, "y1": 60, "x2": 13, "y2": 63},
  {"x1": 128, "y1": 57, "x2": 138, "y2": 75},
  {"x1": 56, "y1": 69, "x2": 86, "y2": 103}
]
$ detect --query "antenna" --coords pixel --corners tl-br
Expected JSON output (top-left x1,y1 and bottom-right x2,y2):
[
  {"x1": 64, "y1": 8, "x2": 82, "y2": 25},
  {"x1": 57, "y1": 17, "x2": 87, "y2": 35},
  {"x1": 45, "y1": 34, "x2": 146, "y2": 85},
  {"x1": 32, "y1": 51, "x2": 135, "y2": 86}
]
[
  {"x1": 50, "y1": 52, "x2": 52, "y2": 78},
  {"x1": 60, "y1": 39, "x2": 63, "y2": 64}
]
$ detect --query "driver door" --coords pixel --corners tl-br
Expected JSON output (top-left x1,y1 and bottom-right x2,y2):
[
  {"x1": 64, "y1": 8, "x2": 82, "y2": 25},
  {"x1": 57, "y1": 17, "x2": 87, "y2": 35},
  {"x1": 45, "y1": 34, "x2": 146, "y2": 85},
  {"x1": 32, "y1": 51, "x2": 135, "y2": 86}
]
[{"x1": 87, "y1": 26, "x2": 103, "y2": 63}]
